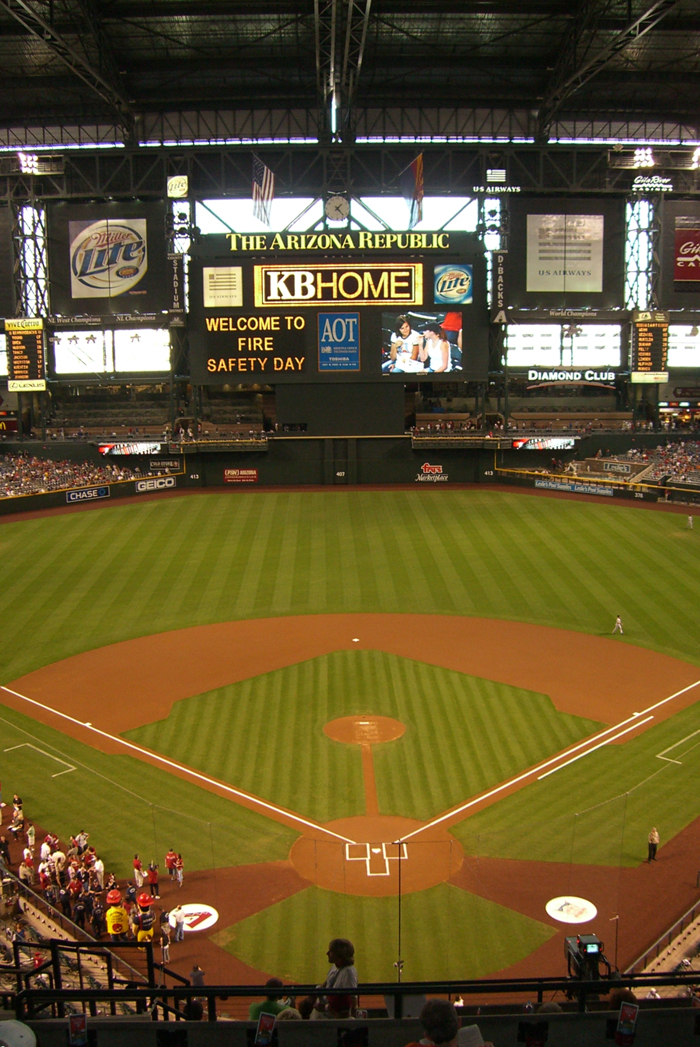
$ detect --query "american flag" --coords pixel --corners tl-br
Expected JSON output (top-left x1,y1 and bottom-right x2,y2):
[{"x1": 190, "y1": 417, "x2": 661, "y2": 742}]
[{"x1": 252, "y1": 156, "x2": 275, "y2": 226}]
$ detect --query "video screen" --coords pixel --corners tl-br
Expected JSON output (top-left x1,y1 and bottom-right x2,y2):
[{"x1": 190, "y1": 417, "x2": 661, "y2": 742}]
[{"x1": 381, "y1": 310, "x2": 463, "y2": 377}]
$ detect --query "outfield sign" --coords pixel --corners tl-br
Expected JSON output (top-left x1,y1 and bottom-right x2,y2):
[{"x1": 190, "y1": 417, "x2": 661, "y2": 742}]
[
  {"x1": 135, "y1": 476, "x2": 176, "y2": 493},
  {"x1": 513, "y1": 437, "x2": 576, "y2": 450},
  {"x1": 224, "y1": 468, "x2": 258, "y2": 483},
  {"x1": 415, "y1": 463, "x2": 448, "y2": 483},
  {"x1": 150, "y1": 459, "x2": 181, "y2": 471},
  {"x1": 66, "y1": 486, "x2": 110, "y2": 504},
  {"x1": 535, "y1": 479, "x2": 613, "y2": 496},
  {"x1": 99, "y1": 441, "x2": 162, "y2": 455}
]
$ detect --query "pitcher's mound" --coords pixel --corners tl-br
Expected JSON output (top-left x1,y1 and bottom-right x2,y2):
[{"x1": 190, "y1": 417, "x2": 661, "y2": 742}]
[{"x1": 323, "y1": 716, "x2": 406, "y2": 745}]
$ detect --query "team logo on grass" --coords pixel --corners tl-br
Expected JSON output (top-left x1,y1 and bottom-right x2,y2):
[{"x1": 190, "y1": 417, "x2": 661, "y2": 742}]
[
  {"x1": 545, "y1": 896, "x2": 597, "y2": 925},
  {"x1": 169, "y1": 903, "x2": 219, "y2": 932}
]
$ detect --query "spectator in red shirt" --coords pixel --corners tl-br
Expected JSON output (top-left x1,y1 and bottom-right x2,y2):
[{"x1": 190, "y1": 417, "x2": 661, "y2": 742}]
[{"x1": 147, "y1": 862, "x2": 160, "y2": 899}]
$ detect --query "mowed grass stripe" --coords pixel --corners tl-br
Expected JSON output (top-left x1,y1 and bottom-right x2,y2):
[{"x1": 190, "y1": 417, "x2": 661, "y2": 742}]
[
  {"x1": 0, "y1": 702, "x2": 297, "y2": 874},
  {"x1": 5, "y1": 490, "x2": 700, "y2": 683},
  {"x1": 224, "y1": 882, "x2": 556, "y2": 982},
  {"x1": 125, "y1": 650, "x2": 601, "y2": 824},
  {"x1": 453, "y1": 698, "x2": 700, "y2": 867},
  {"x1": 512, "y1": 501, "x2": 607, "y2": 625}
]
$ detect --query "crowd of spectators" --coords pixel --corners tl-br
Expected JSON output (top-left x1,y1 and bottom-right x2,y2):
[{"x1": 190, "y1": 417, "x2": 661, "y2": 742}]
[
  {"x1": 593, "y1": 441, "x2": 700, "y2": 486},
  {"x1": 0, "y1": 791, "x2": 190, "y2": 976},
  {"x1": 0, "y1": 453, "x2": 138, "y2": 498},
  {"x1": 633, "y1": 441, "x2": 700, "y2": 485}
]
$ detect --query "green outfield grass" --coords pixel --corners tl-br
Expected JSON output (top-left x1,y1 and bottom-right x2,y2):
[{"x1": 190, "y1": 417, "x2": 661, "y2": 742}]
[
  {"x1": 124, "y1": 650, "x2": 602, "y2": 823},
  {"x1": 2, "y1": 491, "x2": 700, "y2": 685},
  {"x1": 215, "y1": 882, "x2": 556, "y2": 982},
  {"x1": 2, "y1": 488, "x2": 700, "y2": 981}
]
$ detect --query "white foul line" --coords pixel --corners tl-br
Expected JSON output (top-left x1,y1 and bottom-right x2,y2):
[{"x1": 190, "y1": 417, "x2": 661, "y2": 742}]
[
  {"x1": 4, "y1": 742, "x2": 76, "y2": 777},
  {"x1": 0, "y1": 685, "x2": 356, "y2": 845},
  {"x1": 400, "y1": 677, "x2": 700, "y2": 842},
  {"x1": 656, "y1": 727, "x2": 700, "y2": 764},
  {"x1": 536, "y1": 717, "x2": 654, "y2": 780}
]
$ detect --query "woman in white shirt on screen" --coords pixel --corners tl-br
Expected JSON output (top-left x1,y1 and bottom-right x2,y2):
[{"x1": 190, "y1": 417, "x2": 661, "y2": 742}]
[{"x1": 419, "y1": 321, "x2": 452, "y2": 373}]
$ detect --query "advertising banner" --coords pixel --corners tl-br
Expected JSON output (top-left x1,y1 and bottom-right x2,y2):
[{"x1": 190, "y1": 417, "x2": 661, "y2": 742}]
[
  {"x1": 526, "y1": 214, "x2": 604, "y2": 293},
  {"x1": 659, "y1": 200, "x2": 700, "y2": 311},
  {"x1": 674, "y1": 223, "x2": 700, "y2": 282},
  {"x1": 504, "y1": 197, "x2": 625, "y2": 313},
  {"x1": 47, "y1": 201, "x2": 169, "y2": 318},
  {"x1": 189, "y1": 231, "x2": 488, "y2": 383}
]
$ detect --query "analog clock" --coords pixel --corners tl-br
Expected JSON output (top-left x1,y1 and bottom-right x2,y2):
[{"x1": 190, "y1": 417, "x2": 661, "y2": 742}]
[{"x1": 325, "y1": 195, "x2": 350, "y2": 221}]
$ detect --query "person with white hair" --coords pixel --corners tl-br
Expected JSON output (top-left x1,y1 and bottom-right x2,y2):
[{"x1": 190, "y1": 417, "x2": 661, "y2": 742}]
[{"x1": 311, "y1": 938, "x2": 358, "y2": 1019}]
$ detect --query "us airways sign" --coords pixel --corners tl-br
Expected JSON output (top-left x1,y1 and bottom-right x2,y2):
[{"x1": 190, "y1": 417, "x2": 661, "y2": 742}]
[{"x1": 254, "y1": 264, "x2": 423, "y2": 307}]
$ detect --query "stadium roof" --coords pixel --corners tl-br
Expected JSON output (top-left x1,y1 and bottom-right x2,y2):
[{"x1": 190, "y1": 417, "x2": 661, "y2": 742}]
[{"x1": 0, "y1": 0, "x2": 698, "y2": 148}]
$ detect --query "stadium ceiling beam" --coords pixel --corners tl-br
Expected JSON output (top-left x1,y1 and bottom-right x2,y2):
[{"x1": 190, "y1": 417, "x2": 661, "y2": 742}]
[
  {"x1": 0, "y1": 0, "x2": 135, "y2": 141},
  {"x1": 537, "y1": 0, "x2": 684, "y2": 138},
  {"x1": 315, "y1": 0, "x2": 372, "y2": 140}
]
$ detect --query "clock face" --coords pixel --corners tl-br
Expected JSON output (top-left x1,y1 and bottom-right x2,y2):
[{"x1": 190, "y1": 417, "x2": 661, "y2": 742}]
[{"x1": 325, "y1": 195, "x2": 350, "y2": 221}]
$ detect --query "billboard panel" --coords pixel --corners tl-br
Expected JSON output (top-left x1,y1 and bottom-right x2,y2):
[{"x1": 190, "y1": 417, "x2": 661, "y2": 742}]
[
  {"x1": 189, "y1": 231, "x2": 488, "y2": 383},
  {"x1": 659, "y1": 199, "x2": 700, "y2": 312},
  {"x1": 504, "y1": 197, "x2": 626, "y2": 312},
  {"x1": 47, "y1": 202, "x2": 169, "y2": 318}
]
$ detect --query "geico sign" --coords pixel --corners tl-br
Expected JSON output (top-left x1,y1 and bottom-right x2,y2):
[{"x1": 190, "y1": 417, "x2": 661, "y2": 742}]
[
  {"x1": 254, "y1": 263, "x2": 423, "y2": 306},
  {"x1": 135, "y1": 476, "x2": 176, "y2": 493}
]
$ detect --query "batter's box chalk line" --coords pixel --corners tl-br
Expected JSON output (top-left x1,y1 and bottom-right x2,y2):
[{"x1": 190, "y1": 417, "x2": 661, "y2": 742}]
[{"x1": 345, "y1": 841, "x2": 408, "y2": 877}]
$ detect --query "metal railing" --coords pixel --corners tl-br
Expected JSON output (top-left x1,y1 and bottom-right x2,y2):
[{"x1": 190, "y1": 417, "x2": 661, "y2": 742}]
[
  {"x1": 626, "y1": 900, "x2": 700, "y2": 975},
  {"x1": 4, "y1": 968, "x2": 700, "y2": 1022}
]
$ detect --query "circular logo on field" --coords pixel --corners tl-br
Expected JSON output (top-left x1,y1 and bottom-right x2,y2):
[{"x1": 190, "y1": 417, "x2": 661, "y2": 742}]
[
  {"x1": 169, "y1": 903, "x2": 219, "y2": 932},
  {"x1": 545, "y1": 896, "x2": 597, "y2": 924}
]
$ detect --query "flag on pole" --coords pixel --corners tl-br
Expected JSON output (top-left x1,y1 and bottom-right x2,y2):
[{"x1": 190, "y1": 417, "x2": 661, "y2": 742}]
[
  {"x1": 252, "y1": 156, "x2": 275, "y2": 226},
  {"x1": 400, "y1": 153, "x2": 424, "y2": 229}
]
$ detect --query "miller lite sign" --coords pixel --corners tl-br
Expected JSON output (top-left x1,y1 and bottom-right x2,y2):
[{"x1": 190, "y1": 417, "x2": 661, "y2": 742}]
[
  {"x1": 69, "y1": 218, "x2": 148, "y2": 298},
  {"x1": 434, "y1": 264, "x2": 473, "y2": 304}
]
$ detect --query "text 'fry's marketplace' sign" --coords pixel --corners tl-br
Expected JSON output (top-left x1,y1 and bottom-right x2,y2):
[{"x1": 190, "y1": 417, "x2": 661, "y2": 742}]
[{"x1": 189, "y1": 231, "x2": 489, "y2": 384}]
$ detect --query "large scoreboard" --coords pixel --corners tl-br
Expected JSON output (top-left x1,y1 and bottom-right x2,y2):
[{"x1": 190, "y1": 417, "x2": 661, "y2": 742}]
[{"x1": 189, "y1": 230, "x2": 488, "y2": 383}]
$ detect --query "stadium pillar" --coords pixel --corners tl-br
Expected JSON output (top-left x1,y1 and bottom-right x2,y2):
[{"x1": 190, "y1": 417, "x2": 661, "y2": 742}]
[{"x1": 503, "y1": 359, "x2": 510, "y2": 430}]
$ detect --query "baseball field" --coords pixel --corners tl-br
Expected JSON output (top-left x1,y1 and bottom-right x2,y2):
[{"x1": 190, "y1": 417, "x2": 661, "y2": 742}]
[{"x1": 2, "y1": 486, "x2": 700, "y2": 987}]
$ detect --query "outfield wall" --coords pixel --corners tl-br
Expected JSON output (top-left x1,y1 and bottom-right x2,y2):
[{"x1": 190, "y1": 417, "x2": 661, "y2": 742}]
[{"x1": 0, "y1": 431, "x2": 687, "y2": 516}]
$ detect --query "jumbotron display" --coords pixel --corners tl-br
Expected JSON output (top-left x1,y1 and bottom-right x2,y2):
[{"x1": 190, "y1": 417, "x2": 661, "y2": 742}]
[{"x1": 189, "y1": 231, "x2": 488, "y2": 383}]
